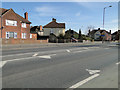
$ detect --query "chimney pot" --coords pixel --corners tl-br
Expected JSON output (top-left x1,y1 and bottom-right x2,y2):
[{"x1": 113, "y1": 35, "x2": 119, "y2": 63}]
[
  {"x1": 109, "y1": 30, "x2": 111, "y2": 34},
  {"x1": 52, "y1": 18, "x2": 56, "y2": 22},
  {"x1": 40, "y1": 25, "x2": 42, "y2": 31}
]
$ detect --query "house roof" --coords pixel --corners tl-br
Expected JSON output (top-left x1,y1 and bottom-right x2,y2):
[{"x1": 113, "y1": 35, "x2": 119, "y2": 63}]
[
  {"x1": 0, "y1": 8, "x2": 9, "y2": 15},
  {"x1": 30, "y1": 26, "x2": 39, "y2": 34},
  {"x1": 89, "y1": 29, "x2": 111, "y2": 35},
  {"x1": 43, "y1": 19, "x2": 65, "y2": 28},
  {"x1": 0, "y1": 8, "x2": 31, "y2": 24}
]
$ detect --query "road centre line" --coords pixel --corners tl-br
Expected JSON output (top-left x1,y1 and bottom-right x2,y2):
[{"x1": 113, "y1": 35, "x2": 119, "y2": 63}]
[
  {"x1": 3, "y1": 54, "x2": 56, "y2": 62},
  {"x1": 33, "y1": 53, "x2": 38, "y2": 57},
  {"x1": 1, "y1": 47, "x2": 101, "y2": 58}
]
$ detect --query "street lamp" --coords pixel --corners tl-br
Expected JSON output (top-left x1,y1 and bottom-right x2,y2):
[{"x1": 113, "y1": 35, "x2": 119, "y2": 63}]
[
  {"x1": 0, "y1": 15, "x2": 2, "y2": 39},
  {"x1": 103, "y1": 5, "x2": 112, "y2": 29}
]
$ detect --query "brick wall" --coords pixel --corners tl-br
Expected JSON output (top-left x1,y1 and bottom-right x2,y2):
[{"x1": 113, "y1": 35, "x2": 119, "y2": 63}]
[{"x1": 2, "y1": 38, "x2": 48, "y2": 45}]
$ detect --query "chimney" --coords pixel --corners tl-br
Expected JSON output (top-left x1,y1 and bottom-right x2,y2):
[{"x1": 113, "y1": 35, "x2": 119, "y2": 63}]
[
  {"x1": 24, "y1": 12, "x2": 28, "y2": 20},
  {"x1": 98, "y1": 28, "x2": 100, "y2": 30},
  {"x1": 40, "y1": 25, "x2": 42, "y2": 31},
  {"x1": 109, "y1": 30, "x2": 111, "y2": 34},
  {"x1": 52, "y1": 18, "x2": 56, "y2": 22}
]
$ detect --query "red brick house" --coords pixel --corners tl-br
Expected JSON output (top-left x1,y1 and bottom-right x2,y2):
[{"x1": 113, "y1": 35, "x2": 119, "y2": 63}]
[
  {"x1": 88, "y1": 28, "x2": 111, "y2": 41},
  {"x1": 0, "y1": 8, "x2": 31, "y2": 39}
]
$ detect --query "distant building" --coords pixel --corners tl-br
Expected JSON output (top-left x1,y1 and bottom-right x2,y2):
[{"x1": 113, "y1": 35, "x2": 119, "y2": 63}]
[
  {"x1": 88, "y1": 28, "x2": 111, "y2": 41},
  {"x1": 30, "y1": 25, "x2": 49, "y2": 42},
  {"x1": 43, "y1": 18, "x2": 65, "y2": 36},
  {"x1": 111, "y1": 30, "x2": 120, "y2": 40},
  {"x1": 0, "y1": 8, "x2": 31, "y2": 39},
  {"x1": 30, "y1": 25, "x2": 43, "y2": 39}
]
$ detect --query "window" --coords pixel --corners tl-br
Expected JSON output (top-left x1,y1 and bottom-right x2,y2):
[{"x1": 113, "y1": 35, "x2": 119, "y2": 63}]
[
  {"x1": 22, "y1": 23, "x2": 26, "y2": 28},
  {"x1": 6, "y1": 32, "x2": 9, "y2": 39},
  {"x1": 6, "y1": 20, "x2": 17, "y2": 26},
  {"x1": 6, "y1": 32, "x2": 17, "y2": 39},
  {"x1": 14, "y1": 32, "x2": 17, "y2": 39},
  {"x1": 22, "y1": 33, "x2": 26, "y2": 39},
  {"x1": 9, "y1": 32, "x2": 14, "y2": 38},
  {"x1": 30, "y1": 34, "x2": 32, "y2": 38},
  {"x1": 50, "y1": 29, "x2": 53, "y2": 34}
]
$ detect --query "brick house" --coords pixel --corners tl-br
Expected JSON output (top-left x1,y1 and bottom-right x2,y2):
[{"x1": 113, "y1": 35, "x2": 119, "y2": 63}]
[
  {"x1": 43, "y1": 18, "x2": 65, "y2": 37},
  {"x1": 30, "y1": 25, "x2": 43, "y2": 39},
  {"x1": 88, "y1": 28, "x2": 111, "y2": 41},
  {"x1": 111, "y1": 30, "x2": 120, "y2": 41},
  {"x1": 0, "y1": 8, "x2": 31, "y2": 39},
  {"x1": 30, "y1": 25, "x2": 49, "y2": 42}
]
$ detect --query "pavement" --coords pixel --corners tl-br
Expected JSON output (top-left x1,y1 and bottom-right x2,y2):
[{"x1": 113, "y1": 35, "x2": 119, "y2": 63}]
[{"x1": 1, "y1": 42, "x2": 119, "y2": 89}]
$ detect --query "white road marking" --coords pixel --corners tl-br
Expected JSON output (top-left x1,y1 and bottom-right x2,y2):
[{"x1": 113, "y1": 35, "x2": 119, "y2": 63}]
[
  {"x1": 116, "y1": 62, "x2": 120, "y2": 65},
  {"x1": 66, "y1": 49, "x2": 70, "y2": 53},
  {"x1": 69, "y1": 74, "x2": 100, "y2": 88},
  {"x1": 68, "y1": 69, "x2": 101, "y2": 89},
  {"x1": 0, "y1": 61, "x2": 7, "y2": 68},
  {"x1": 38, "y1": 56, "x2": 51, "y2": 59},
  {"x1": 38, "y1": 54, "x2": 56, "y2": 59},
  {"x1": 104, "y1": 48, "x2": 109, "y2": 49},
  {"x1": 33, "y1": 53, "x2": 38, "y2": 57},
  {"x1": 86, "y1": 69, "x2": 100, "y2": 75},
  {"x1": 73, "y1": 49, "x2": 91, "y2": 53},
  {"x1": 108, "y1": 45, "x2": 117, "y2": 47},
  {"x1": 3, "y1": 54, "x2": 56, "y2": 62}
]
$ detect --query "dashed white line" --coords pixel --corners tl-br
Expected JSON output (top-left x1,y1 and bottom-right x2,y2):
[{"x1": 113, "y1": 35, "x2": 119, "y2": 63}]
[
  {"x1": 33, "y1": 53, "x2": 38, "y2": 57},
  {"x1": 104, "y1": 48, "x2": 109, "y2": 49},
  {"x1": 2, "y1": 54, "x2": 56, "y2": 63},
  {"x1": 116, "y1": 62, "x2": 120, "y2": 65},
  {"x1": 66, "y1": 49, "x2": 70, "y2": 53}
]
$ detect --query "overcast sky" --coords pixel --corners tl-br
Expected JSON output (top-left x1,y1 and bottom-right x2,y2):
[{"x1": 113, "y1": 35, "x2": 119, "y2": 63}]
[{"x1": 2, "y1": 2, "x2": 118, "y2": 34}]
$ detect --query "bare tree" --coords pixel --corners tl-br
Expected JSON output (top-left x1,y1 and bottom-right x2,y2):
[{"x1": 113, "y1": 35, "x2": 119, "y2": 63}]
[{"x1": 85, "y1": 25, "x2": 95, "y2": 35}]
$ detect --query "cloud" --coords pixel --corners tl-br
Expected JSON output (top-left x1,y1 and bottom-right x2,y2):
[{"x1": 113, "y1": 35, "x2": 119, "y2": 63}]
[
  {"x1": 76, "y1": 12, "x2": 80, "y2": 16},
  {"x1": 35, "y1": 6, "x2": 60, "y2": 16},
  {"x1": 111, "y1": 19, "x2": 118, "y2": 23}
]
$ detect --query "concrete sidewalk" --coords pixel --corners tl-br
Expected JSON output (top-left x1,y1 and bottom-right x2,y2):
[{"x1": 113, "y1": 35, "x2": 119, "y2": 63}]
[{"x1": 2, "y1": 42, "x2": 102, "y2": 50}]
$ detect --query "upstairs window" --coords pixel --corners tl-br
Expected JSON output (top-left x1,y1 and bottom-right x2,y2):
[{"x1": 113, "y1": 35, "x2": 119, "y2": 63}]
[
  {"x1": 22, "y1": 23, "x2": 26, "y2": 28},
  {"x1": 6, "y1": 19, "x2": 17, "y2": 26}
]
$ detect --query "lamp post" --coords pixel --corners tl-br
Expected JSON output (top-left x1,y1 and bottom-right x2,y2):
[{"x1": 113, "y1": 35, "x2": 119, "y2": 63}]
[
  {"x1": 103, "y1": 5, "x2": 112, "y2": 29},
  {"x1": 0, "y1": 15, "x2": 2, "y2": 39}
]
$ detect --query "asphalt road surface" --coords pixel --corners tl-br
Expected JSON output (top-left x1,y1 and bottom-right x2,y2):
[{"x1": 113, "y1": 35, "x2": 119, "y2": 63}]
[{"x1": 1, "y1": 43, "x2": 119, "y2": 89}]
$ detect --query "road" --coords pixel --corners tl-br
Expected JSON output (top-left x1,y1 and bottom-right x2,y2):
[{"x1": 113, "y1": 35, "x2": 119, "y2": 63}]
[{"x1": 1, "y1": 43, "x2": 119, "y2": 89}]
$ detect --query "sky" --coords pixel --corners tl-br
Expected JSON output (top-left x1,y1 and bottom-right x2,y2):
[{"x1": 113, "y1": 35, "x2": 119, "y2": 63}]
[{"x1": 2, "y1": 2, "x2": 118, "y2": 34}]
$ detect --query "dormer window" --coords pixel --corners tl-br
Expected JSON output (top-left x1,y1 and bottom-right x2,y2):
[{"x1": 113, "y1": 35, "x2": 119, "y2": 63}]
[
  {"x1": 22, "y1": 23, "x2": 26, "y2": 28},
  {"x1": 6, "y1": 19, "x2": 17, "y2": 26}
]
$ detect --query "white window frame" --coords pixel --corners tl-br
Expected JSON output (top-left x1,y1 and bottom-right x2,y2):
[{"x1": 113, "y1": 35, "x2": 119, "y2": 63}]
[
  {"x1": 14, "y1": 32, "x2": 17, "y2": 39},
  {"x1": 30, "y1": 34, "x2": 32, "y2": 38},
  {"x1": 6, "y1": 32, "x2": 9, "y2": 39},
  {"x1": 6, "y1": 19, "x2": 17, "y2": 26},
  {"x1": 22, "y1": 23, "x2": 26, "y2": 28},
  {"x1": 22, "y1": 33, "x2": 27, "y2": 39}
]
